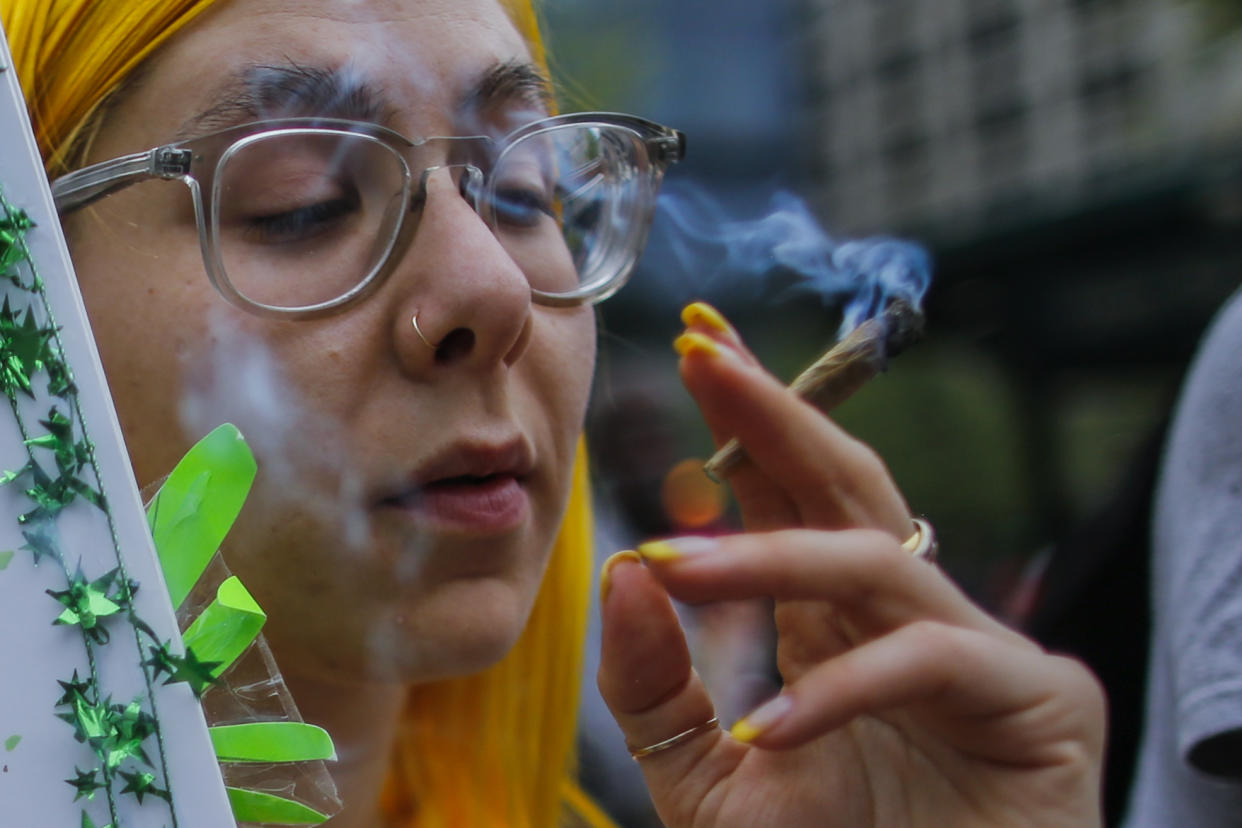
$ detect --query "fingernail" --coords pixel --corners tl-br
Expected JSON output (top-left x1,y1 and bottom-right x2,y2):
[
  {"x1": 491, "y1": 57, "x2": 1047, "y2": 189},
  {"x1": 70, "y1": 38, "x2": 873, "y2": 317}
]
[
  {"x1": 673, "y1": 331, "x2": 720, "y2": 359},
  {"x1": 681, "y1": 302, "x2": 738, "y2": 340},
  {"x1": 730, "y1": 693, "x2": 793, "y2": 743},
  {"x1": 599, "y1": 549, "x2": 642, "y2": 604},
  {"x1": 637, "y1": 536, "x2": 718, "y2": 562}
]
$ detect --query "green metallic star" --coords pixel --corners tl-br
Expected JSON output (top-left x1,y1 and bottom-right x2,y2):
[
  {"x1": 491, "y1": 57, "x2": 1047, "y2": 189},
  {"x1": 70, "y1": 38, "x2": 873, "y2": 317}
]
[
  {"x1": 55, "y1": 694, "x2": 111, "y2": 745},
  {"x1": 0, "y1": 459, "x2": 31, "y2": 487},
  {"x1": 18, "y1": 459, "x2": 103, "y2": 523},
  {"x1": 47, "y1": 566, "x2": 125, "y2": 644},
  {"x1": 0, "y1": 207, "x2": 33, "y2": 275},
  {"x1": 27, "y1": 408, "x2": 92, "y2": 479},
  {"x1": 46, "y1": 357, "x2": 75, "y2": 397},
  {"x1": 66, "y1": 766, "x2": 103, "y2": 801},
  {"x1": 105, "y1": 699, "x2": 155, "y2": 769},
  {"x1": 79, "y1": 810, "x2": 113, "y2": 828},
  {"x1": 55, "y1": 670, "x2": 95, "y2": 707},
  {"x1": 57, "y1": 694, "x2": 157, "y2": 772},
  {"x1": 163, "y1": 646, "x2": 223, "y2": 699},
  {"x1": 142, "y1": 641, "x2": 178, "y2": 681},
  {"x1": 18, "y1": 525, "x2": 59, "y2": 565},
  {"x1": 0, "y1": 298, "x2": 57, "y2": 399},
  {"x1": 118, "y1": 769, "x2": 169, "y2": 804}
]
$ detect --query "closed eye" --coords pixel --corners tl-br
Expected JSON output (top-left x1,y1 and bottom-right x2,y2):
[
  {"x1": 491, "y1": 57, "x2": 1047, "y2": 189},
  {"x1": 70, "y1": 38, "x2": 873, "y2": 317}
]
[
  {"x1": 490, "y1": 186, "x2": 555, "y2": 227},
  {"x1": 241, "y1": 191, "x2": 361, "y2": 244}
]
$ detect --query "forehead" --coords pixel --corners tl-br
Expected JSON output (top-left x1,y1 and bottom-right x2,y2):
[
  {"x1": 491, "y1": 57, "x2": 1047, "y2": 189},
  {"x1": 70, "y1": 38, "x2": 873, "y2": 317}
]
[{"x1": 107, "y1": 0, "x2": 534, "y2": 144}]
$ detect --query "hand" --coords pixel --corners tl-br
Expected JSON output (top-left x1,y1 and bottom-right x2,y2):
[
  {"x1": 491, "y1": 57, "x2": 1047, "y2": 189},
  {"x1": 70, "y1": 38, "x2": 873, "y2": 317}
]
[{"x1": 595, "y1": 304, "x2": 1105, "y2": 827}]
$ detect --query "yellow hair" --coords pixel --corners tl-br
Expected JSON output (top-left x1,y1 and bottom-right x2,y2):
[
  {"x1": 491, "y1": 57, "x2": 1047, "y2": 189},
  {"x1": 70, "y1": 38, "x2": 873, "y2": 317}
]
[
  {"x1": 3, "y1": 0, "x2": 221, "y2": 174},
  {"x1": 0, "y1": 1, "x2": 612, "y2": 825}
]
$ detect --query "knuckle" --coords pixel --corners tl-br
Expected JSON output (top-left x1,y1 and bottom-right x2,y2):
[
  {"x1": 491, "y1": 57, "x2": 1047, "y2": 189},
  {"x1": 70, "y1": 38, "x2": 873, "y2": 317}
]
[
  {"x1": 838, "y1": 438, "x2": 890, "y2": 488},
  {"x1": 1049, "y1": 653, "x2": 1108, "y2": 715},
  {"x1": 904, "y1": 619, "x2": 974, "y2": 664},
  {"x1": 849, "y1": 529, "x2": 909, "y2": 578}
]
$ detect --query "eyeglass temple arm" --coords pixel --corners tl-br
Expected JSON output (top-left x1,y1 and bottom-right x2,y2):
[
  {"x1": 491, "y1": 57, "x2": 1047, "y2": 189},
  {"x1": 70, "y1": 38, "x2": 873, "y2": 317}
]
[{"x1": 52, "y1": 147, "x2": 193, "y2": 214}]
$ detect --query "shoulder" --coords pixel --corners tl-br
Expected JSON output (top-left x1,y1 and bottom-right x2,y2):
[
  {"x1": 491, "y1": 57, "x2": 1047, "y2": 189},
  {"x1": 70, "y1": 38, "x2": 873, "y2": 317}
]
[
  {"x1": 1163, "y1": 288, "x2": 1242, "y2": 466},
  {"x1": 1153, "y1": 288, "x2": 1242, "y2": 547}
]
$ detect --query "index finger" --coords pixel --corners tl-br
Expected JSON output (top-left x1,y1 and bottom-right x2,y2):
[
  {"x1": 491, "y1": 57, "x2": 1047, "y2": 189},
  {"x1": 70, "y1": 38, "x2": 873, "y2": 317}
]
[{"x1": 676, "y1": 310, "x2": 912, "y2": 538}]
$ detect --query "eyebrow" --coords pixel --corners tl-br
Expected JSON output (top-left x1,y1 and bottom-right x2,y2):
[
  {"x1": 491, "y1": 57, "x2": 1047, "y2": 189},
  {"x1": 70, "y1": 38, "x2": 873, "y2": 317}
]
[
  {"x1": 175, "y1": 59, "x2": 554, "y2": 141},
  {"x1": 466, "y1": 59, "x2": 554, "y2": 115}
]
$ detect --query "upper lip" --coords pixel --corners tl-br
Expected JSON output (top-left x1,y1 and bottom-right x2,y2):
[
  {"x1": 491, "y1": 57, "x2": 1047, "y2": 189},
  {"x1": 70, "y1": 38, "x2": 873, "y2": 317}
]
[{"x1": 377, "y1": 436, "x2": 535, "y2": 501}]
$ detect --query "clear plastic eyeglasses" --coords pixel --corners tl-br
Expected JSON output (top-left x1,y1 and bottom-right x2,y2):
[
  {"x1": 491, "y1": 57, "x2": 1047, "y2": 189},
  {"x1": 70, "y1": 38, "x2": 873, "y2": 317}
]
[{"x1": 52, "y1": 112, "x2": 685, "y2": 319}]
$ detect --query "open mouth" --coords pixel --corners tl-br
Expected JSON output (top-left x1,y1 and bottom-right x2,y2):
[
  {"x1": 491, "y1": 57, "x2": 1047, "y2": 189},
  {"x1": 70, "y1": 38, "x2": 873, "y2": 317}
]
[
  {"x1": 378, "y1": 472, "x2": 530, "y2": 534},
  {"x1": 374, "y1": 437, "x2": 535, "y2": 534}
]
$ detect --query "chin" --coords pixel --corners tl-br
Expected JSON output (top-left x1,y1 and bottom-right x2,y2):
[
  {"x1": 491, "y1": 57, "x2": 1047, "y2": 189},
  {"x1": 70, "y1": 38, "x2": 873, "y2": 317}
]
[{"x1": 364, "y1": 577, "x2": 537, "y2": 683}]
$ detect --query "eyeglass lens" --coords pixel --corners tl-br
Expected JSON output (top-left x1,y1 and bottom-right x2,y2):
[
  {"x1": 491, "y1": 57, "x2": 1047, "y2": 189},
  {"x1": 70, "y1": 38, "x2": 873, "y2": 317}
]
[{"x1": 210, "y1": 123, "x2": 657, "y2": 311}]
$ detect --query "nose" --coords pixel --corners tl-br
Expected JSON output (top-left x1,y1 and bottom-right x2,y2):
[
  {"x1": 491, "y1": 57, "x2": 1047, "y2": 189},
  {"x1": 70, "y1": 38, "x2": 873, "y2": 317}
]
[{"x1": 390, "y1": 167, "x2": 533, "y2": 372}]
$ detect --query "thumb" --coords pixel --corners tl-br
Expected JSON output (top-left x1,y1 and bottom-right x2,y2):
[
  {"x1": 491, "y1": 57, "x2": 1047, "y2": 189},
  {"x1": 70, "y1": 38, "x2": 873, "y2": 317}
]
[{"x1": 596, "y1": 551, "x2": 736, "y2": 822}]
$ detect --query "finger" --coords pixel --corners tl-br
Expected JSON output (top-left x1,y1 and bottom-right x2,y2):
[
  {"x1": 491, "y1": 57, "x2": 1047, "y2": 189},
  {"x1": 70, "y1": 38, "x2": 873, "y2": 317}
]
[
  {"x1": 680, "y1": 301, "x2": 761, "y2": 368},
  {"x1": 728, "y1": 619, "x2": 1106, "y2": 766},
  {"x1": 672, "y1": 331, "x2": 805, "y2": 530},
  {"x1": 674, "y1": 318, "x2": 911, "y2": 537},
  {"x1": 596, "y1": 551, "x2": 740, "y2": 820},
  {"x1": 636, "y1": 530, "x2": 1028, "y2": 644},
  {"x1": 677, "y1": 301, "x2": 813, "y2": 531}
]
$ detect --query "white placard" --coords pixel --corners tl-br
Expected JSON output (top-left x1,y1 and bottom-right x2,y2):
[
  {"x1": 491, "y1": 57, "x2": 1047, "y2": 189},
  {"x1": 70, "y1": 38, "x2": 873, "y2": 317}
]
[{"x1": 0, "y1": 23, "x2": 235, "y2": 828}]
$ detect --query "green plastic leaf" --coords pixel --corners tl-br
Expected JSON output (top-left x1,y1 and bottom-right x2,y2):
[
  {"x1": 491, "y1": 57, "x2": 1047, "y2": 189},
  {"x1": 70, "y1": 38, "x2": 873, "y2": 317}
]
[
  {"x1": 0, "y1": 549, "x2": 12, "y2": 570},
  {"x1": 210, "y1": 722, "x2": 335, "y2": 763},
  {"x1": 225, "y1": 787, "x2": 329, "y2": 825},
  {"x1": 147, "y1": 424, "x2": 255, "y2": 609},
  {"x1": 180, "y1": 576, "x2": 266, "y2": 677},
  {"x1": 4, "y1": 734, "x2": 19, "y2": 751}
]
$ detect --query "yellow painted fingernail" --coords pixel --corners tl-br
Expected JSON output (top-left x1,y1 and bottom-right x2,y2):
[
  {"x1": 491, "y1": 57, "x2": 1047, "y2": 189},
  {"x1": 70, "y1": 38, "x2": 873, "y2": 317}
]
[
  {"x1": 637, "y1": 540, "x2": 681, "y2": 561},
  {"x1": 729, "y1": 693, "x2": 793, "y2": 743},
  {"x1": 729, "y1": 717, "x2": 764, "y2": 743},
  {"x1": 673, "y1": 331, "x2": 720, "y2": 358},
  {"x1": 600, "y1": 549, "x2": 642, "y2": 604},
  {"x1": 681, "y1": 302, "x2": 734, "y2": 336},
  {"x1": 637, "y1": 537, "x2": 717, "y2": 561}
]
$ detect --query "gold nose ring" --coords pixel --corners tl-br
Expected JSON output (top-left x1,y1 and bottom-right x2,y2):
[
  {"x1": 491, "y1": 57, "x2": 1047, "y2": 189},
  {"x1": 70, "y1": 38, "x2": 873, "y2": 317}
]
[{"x1": 411, "y1": 313, "x2": 437, "y2": 349}]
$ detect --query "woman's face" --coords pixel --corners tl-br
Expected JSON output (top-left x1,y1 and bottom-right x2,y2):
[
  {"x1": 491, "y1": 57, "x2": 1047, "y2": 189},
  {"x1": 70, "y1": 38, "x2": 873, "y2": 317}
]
[{"x1": 63, "y1": 0, "x2": 596, "y2": 683}]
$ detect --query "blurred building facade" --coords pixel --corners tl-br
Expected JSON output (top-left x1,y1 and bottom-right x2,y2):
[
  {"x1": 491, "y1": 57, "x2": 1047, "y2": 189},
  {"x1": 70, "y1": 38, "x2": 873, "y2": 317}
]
[
  {"x1": 805, "y1": 0, "x2": 1242, "y2": 241},
  {"x1": 801, "y1": 0, "x2": 1242, "y2": 536}
]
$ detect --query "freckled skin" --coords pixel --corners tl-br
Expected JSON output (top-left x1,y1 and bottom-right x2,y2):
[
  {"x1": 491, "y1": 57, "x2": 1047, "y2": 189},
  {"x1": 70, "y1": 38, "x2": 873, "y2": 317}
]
[{"x1": 62, "y1": 0, "x2": 596, "y2": 685}]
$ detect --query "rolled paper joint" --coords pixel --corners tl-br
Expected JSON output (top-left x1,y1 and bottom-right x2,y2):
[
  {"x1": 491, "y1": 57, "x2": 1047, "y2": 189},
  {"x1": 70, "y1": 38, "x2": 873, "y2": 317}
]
[{"x1": 702, "y1": 299, "x2": 925, "y2": 481}]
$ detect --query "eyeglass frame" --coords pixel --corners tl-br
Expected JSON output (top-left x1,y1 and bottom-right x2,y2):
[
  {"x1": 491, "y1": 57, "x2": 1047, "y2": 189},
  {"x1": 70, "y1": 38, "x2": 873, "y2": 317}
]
[{"x1": 51, "y1": 112, "x2": 686, "y2": 319}]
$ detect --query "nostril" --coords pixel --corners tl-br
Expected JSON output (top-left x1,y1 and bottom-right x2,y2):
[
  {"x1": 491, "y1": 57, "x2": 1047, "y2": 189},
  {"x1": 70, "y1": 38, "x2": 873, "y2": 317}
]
[{"x1": 434, "y1": 328, "x2": 475, "y2": 364}]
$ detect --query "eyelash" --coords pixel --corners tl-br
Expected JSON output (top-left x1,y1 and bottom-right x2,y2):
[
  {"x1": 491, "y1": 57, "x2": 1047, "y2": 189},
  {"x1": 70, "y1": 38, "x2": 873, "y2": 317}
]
[{"x1": 242, "y1": 192, "x2": 360, "y2": 244}]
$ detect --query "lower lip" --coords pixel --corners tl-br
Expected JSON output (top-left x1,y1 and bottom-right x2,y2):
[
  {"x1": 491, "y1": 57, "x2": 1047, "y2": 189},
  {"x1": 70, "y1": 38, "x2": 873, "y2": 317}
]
[{"x1": 382, "y1": 475, "x2": 530, "y2": 534}]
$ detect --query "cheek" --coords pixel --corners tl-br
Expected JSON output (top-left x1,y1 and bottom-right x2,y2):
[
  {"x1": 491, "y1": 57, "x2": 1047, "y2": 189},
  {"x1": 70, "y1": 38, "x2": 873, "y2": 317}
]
[
  {"x1": 536, "y1": 308, "x2": 597, "y2": 435},
  {"x1": 66, "y1": 203, "x2": 225, "y2": 487},
  {"x1": 526, "y1": 308, "x2": 595, "y2": 543}
]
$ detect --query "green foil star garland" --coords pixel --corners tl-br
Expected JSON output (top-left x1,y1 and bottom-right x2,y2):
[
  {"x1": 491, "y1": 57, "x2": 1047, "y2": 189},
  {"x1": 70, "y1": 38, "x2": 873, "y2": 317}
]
[
  {"x1": 0, "y1": 185, "x2": 175, "y2": 827},
  {"x1": 0, "y1": 190, "x2": 338, "y2": 824}
]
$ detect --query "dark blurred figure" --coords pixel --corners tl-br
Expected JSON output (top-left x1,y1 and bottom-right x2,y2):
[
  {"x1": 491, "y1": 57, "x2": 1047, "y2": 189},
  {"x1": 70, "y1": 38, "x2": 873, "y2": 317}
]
[
  {"x1": 1022, "y1": 288, "x2": 1242, "y2": 826},
  {"x1": 1018, "y1": 425, "x2": 1164, "y2": 825}
]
